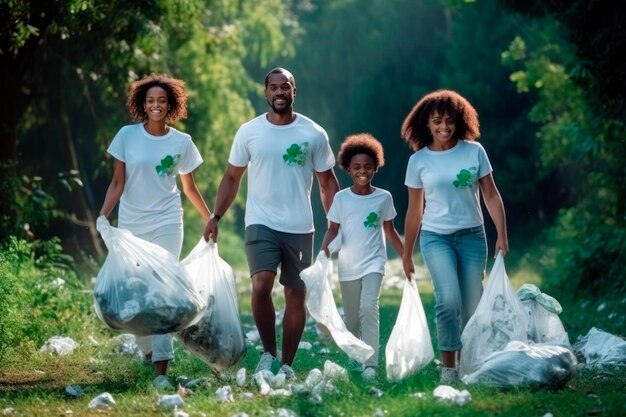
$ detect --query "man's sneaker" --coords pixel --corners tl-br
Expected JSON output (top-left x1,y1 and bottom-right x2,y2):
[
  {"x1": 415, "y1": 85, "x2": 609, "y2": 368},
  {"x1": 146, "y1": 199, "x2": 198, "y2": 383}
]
[
  {"x1": 278, "y1": 364, "x2": 296, "y2": 381},
  {"x1": 254, "y1": 352, "x2": 277, "y2": 374},
  {"x1": 439, "y1": 367, "x2": 458, "y2": 385},
  {"x1": 153, "y1": 375, "x2": 174, "y2": 391},
  {"x1": 362, "y1": 367, "x2": 376, "y2": 381}
]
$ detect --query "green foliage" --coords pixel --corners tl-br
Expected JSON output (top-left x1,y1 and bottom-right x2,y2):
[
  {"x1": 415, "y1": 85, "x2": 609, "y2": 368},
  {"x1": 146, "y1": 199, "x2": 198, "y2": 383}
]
[
  {"x1": 501, "y1": 13, "x2": 626, "y2": 295},
  {"x1": 0, "y1": 237, "x2": 94, "y2": 364}
]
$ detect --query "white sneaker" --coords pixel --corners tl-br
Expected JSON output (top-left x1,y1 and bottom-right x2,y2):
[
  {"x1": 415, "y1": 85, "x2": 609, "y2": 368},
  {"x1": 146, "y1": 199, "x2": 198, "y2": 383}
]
[
  {"x1": 362, "y1": 367, "x2": 376, "y2": 381},
  {"x1": 279, "y1": 364, "x2": 296, "y2": 381},
  {"x1": 153, "y1": 375, "x2": 174, "y2": 390},
  {"x1": 440, "y1": 367, "x2": 458, "y2": 385},
  {"x1": 254, "y1": 352, "x2": 277, "y2": 374}
]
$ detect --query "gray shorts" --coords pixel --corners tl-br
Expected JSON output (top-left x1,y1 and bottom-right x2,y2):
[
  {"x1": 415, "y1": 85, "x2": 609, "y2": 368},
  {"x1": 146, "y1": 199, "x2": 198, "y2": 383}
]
[{"x1": 244, "y1": 224, "x2": 313, "y2": 290}]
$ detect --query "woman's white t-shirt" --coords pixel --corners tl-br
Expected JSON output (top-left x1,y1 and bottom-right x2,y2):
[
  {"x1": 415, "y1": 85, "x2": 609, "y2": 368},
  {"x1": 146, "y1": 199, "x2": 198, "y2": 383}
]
[
  {"x1": 404, "y1": 140, "x2": 492, "y2": 234},
  {"x1": 107, "y1": 124, "x2": 203, "y2": 234},
  {"x1": 228, "y1": 113, "x2": 335, "y2": 234},
  {"x1": 327, "y1": 187, "x2": 397, "y2": 281}
]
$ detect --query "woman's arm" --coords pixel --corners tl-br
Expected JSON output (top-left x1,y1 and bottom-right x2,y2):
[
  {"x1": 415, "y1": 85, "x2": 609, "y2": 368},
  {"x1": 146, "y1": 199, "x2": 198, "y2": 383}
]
[
  {"x1": 180, "y1": 171, "x2": 211, "y2": 223},
  {"x1": 402, "y1": 187, "x2": 424, "y2": 280},
  {"x1": 99, "y1": 159, "x2": 126, "y2": 218},
  {"x1": 479, "y1": 173, "x2": 508, "y2": 257}
]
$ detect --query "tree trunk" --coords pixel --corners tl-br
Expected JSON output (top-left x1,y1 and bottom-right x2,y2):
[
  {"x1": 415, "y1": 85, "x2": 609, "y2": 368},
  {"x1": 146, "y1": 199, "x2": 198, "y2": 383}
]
[{"x1": 54, "y1": 64, "x2": 104, "y2": 257}]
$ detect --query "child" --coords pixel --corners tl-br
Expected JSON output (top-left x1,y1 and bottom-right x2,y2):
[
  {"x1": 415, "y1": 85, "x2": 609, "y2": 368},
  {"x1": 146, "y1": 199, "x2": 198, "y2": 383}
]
[{"x1": 320, "y1": 133, "x2": 404, "y2": 381}]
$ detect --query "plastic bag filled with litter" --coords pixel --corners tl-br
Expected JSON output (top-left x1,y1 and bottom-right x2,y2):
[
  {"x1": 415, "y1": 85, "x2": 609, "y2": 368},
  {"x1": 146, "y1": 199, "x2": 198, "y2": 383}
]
[
  {"x1": 93, "y1": 216, "x2": 205, "y2": 335},
  {"x1": 176, "y1": 239, "x2": 246, "y2": 372}
]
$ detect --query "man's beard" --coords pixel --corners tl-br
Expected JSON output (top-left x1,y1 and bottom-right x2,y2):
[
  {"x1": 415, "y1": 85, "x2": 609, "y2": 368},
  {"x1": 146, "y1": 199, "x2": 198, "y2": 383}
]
[{"x1": 268, "y1": 98, "x2": 292, "y2": 114}]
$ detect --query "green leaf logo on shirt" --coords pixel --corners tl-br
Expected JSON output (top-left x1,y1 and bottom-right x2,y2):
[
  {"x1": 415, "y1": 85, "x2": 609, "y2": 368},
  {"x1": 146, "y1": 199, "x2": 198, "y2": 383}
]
[
  {"x1": 453, "y1": 167, "x2": 478, "y2": 188},
  {"x1": 363, "y1": 212, "x2": 380, "y2": 229},
  {"x1": 283, "y1": 142, "x2": 308, "y2": 166},
  {"x1": 155, "y1": 154, "x2": 181, "y2": 177}
]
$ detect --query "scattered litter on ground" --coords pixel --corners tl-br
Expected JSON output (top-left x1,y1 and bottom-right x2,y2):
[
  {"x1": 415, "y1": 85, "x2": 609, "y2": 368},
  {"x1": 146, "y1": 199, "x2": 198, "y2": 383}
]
[
  {"x1": 433, "y1": 385, "x2": 471, "y2": 406},
  {"x1": 215, "y1": 385, "x2": 234, "y2": 402},
  {"x1": 87, "y1": 392, "x2": 116, "y2": 410},
  {"x1": 65, "y1": 384, "x2": 84, "y2": 398},
  {"x1": 156, "y1": 394, "x2": 184, "y2": 409},
  {"x1": 236, "y1": 368, "x2": 247, "y2": 386},
  {"x1": 39, "y1": 336, "x2": 79, "y2": 356},
  {"x1": 574, "y1": 327, "x2": 626, "y2": 367}
]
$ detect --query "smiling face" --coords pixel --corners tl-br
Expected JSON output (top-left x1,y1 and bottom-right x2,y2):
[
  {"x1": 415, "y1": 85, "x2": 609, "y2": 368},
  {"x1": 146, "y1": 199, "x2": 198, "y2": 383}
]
[
  {"x1": 143, "y1": 86, "x2": 169, "y2": 123},
  {"x1": 347, "y1": 153, "x2": 377, "y2": 190},
  {"x1": 427, "y1": 111, "x2": 457, "y2": 150},
  {"x1": 265, "y1": 72, "x2": 295, "y2": 115}
]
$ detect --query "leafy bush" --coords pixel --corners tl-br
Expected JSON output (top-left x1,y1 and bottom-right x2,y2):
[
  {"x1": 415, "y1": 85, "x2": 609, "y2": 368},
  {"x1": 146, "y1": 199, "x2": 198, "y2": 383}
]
[{"x1": 0, "y1": 237, "x2": 94, "y2": 363}]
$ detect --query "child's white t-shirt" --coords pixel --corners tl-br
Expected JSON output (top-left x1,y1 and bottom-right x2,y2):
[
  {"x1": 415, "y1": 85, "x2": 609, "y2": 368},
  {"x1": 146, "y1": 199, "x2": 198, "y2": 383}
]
[
  {"x1": 327, "y1": 188, "x2": 397, "y2": 281},
  {"x1": 228, "y1": 113, "x2": 335, "y2": 234},
  {"x1": 404, "y1": 140, "x2": 492, "y2": 234},
  {"x1": 107, "y1": 124, "x2": 202, "y2": 234}
]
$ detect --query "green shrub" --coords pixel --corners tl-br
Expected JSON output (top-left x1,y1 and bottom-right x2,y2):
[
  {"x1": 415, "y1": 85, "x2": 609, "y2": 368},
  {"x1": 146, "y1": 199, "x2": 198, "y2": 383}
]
[{"x1": 0, "y1": 236, "x2": 94, "y2": 363}]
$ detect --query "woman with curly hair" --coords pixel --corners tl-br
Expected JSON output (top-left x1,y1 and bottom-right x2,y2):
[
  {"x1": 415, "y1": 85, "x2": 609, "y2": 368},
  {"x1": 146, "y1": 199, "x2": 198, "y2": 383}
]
[
  {"x1": 320, "y1": 133, "x2": 404, "y2": 381},
  {"x1": 99, "y1": 74, "x2": 211, "y2": 388},
  {"x1": 401, "y1": 89, "x2": 508, "y2": 384}
]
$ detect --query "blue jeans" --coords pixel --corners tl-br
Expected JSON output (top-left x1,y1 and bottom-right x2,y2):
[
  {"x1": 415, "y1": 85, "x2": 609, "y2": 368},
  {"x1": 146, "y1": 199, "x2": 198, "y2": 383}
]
[{"x1": 419, "y1": 226, "x2": 486, "y2": 351}]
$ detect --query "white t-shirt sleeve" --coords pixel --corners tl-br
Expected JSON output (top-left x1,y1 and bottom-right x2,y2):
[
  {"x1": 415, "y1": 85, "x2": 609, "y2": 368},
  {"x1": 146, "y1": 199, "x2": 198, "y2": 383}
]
[
  {"x1": 404, "y1": 153, "x2": 422, "y2": 188},
  {"x1": 107, "y1": 126, "x2": 127, "y2": 162},
  {"x1": 177, "y1": 137, "x2": 203, "y2": 174},
  {"x1": 312, "y1": 129, "x2": 335, "y2": 173},
  {"x1": 327, "y1": 194, "x2": 341, "y2": 224},
  {"x1": 477, "y1": 142, "x2": 493, "y2": 178},
  {"x1": 382, "y1": 192, "x2": 397, "y2": 221},
  {"x1": 228, "y1": 125, "x2": 251, "y2": 167}
]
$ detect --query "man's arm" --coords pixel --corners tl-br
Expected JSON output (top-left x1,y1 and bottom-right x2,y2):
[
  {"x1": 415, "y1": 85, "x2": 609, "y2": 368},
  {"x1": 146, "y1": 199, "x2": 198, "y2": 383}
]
[
  {"x1": 203, "y1": 163, "x2": 247, "y2": 242},
  {"x1": 315, "y1": 168, "x2": 340, "y2": 213}
]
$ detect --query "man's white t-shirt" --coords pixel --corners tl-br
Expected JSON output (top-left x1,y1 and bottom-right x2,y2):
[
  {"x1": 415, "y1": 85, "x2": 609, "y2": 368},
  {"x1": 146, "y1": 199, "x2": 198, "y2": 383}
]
[
  {"x1": 404, "y1": 140, "x2": 492, "y2": 234},
  {"x1": 228, "y1": 113, "x2": 335, "y2": 234},
  {"x1": 327, "y1": 188, "x2": 397, "y2": 281},
  {"x1": 107, "y1": 124, "x2": 203, "y2": 234}
]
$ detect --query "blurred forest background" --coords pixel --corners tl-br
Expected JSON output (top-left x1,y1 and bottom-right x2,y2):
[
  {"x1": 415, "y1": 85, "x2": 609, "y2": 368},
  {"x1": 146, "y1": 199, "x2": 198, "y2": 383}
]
[{"x1": 1, "y1": 0, "x2": 625, "y2": 299}]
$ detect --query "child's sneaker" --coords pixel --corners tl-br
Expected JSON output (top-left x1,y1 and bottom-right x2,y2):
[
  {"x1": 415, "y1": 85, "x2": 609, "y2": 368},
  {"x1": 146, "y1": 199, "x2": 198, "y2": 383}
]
[
  {"x1": 278, "y1": 364, "x2": 296, "y2": 381},
  {"x1": 153, "y1": 375, "x2": 174, "y2": 391},
  {"x1": 439, "y1": 367, "x2": 458, "y2": 385},
  {"x1": 254, "y1": 352, "x2": 277, "y2": 374},
  {"x1": 362, "y1": 367, "x2": 376, "y2": 381}
]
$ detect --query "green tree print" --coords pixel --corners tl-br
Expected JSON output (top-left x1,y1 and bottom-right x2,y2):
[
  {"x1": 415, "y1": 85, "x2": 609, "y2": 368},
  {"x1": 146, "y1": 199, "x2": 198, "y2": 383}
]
[
  {"x1": 453, "y1": 167, "x2": 478, "y2": 188},
  {"x1": 363, "y1": 212, "x2": 380, "y2": 229},
  {"x1": 155, "y1": 154, "x2": 181, "y2": 177},
  {"x1": 283, "y1": 142, "x2": 308, "y2": 166}
]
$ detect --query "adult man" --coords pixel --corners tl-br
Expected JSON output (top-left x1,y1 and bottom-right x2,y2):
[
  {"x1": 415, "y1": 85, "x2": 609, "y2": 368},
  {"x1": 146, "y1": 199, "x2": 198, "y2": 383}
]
[{"x1": 203, "y1": 67, "x2": 339, "y2": 380}]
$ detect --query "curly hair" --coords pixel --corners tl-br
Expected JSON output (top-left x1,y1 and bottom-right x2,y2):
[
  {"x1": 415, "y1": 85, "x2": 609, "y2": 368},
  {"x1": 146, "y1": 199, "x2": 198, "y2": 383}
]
[
  {"x1": 126, "y1": 74, "x2": 188, "y2": 123},
  {"x1": 400, "y1": 89, "x2": 480, "y2": 151},
  {"x1": 337, "y1": 133, "x2": 385, "y2": 171}
]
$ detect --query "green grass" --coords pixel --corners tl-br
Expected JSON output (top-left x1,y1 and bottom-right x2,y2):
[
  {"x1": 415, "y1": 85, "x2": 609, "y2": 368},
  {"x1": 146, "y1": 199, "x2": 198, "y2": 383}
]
[{"x1": 0, "y1": 260, "x2": 625, "y2": 417}]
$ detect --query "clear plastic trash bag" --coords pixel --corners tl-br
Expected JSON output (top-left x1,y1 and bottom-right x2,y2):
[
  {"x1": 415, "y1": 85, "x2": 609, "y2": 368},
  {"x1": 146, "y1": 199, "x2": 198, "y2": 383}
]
[
  {"x1": 300, "y1": 252, "x2": 374, "y2": 364},
  {"x1": 521, "y1": 299, "x2": 571, "y2": 348},
  {"x1": 93, "y1": 216, "x2": 205, "y2": 335},
  {"x1": 459, "y1": 251, "x2": 528, "y2": 377},
  {"x1": 573, "y1": 327, "x2": 626, "y2": 367},
  {"x1": 385, "y1": 277, "x2": 434, "y2": 381},
  {"x1": 176, "y1": 239, "x2": 246, "y2": 372},
  {"x1": 462, "y1": 341, "x2": 577, "y2": 389}
]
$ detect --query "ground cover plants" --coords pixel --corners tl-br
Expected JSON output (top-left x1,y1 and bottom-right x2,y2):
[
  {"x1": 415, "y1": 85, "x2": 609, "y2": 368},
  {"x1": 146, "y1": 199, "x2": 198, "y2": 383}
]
[{"x1": 0, "y1": 239, "x2": 624, "y2": 416}]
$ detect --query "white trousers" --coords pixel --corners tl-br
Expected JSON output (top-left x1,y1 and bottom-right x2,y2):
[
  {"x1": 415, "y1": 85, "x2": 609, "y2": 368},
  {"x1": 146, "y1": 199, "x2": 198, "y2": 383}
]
[{"x1": 339, "y1": 272, "x2": 383, "y2": 368}]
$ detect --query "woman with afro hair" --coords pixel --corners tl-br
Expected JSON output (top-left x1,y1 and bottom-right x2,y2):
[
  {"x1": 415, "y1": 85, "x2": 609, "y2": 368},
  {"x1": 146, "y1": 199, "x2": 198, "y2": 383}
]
[
  {"x1": 99, "y1": 74, "x2": 211, "y2": 388},
  {"x1": 320, "y1": 133, "x2": 404, "y2": 381},
  {"x1": 401, "y1": 89, "x2": 508, "y2": 384}
]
